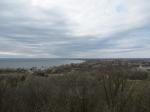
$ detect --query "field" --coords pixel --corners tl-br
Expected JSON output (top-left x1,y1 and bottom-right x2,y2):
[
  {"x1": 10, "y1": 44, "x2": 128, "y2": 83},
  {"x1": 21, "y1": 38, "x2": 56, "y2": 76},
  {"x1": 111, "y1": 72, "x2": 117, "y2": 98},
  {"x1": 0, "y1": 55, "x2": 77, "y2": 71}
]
[{"x1": 0, "y1": 59, "x2": 150, "y2": 112}]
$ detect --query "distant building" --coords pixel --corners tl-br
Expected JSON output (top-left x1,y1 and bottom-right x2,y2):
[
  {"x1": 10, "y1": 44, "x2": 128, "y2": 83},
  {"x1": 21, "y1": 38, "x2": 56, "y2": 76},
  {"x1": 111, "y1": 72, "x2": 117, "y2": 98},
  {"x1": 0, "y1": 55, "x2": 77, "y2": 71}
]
[{"x1": 138, "y1": 65, "x2": 150, "y2": 71}]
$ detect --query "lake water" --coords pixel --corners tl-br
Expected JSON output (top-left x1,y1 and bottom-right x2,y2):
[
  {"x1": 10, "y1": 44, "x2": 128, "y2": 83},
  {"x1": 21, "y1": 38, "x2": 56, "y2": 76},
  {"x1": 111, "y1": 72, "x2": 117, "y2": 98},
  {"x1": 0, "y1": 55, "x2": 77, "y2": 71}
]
[{"x1": 0, "y1": 58, "x2": 84, "y2": 69}]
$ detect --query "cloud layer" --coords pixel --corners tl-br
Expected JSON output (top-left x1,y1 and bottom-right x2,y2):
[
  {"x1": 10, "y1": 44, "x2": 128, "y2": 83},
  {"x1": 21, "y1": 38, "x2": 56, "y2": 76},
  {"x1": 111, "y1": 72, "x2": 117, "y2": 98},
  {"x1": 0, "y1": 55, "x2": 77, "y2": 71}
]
[{"x1": 0, "y1": 0, "x2": 150, "y2": 58}]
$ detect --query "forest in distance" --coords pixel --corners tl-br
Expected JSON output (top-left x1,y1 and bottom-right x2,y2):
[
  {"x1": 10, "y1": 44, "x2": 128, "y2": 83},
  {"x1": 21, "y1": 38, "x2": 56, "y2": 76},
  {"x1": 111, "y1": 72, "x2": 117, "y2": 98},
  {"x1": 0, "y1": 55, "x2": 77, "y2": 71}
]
[{"x1": 0, "y1": 59, "x2": 150, "y2": 112}]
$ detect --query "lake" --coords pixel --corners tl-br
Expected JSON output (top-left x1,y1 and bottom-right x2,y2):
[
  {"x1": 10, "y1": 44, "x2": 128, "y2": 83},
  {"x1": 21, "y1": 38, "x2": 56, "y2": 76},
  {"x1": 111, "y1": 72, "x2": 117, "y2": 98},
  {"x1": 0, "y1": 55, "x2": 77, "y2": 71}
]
[{"x1": 0, "y1": 58, "x2": 84, "y2": 69}]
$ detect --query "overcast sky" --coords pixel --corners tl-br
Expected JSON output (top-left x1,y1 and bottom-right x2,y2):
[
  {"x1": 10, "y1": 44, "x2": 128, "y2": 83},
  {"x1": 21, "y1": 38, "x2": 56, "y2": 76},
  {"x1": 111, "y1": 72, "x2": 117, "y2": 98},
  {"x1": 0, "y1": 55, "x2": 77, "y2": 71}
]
[{"x1": 0, "y1": 0, "x2": 150, "y2": 58}]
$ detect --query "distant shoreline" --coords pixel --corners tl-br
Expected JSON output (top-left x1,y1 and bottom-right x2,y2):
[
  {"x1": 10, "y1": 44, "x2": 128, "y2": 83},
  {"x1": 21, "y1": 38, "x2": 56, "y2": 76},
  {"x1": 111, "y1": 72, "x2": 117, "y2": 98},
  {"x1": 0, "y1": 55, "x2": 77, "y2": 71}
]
[{"x1": 0, "y1": 58, "x2": 150, "y2": 69}]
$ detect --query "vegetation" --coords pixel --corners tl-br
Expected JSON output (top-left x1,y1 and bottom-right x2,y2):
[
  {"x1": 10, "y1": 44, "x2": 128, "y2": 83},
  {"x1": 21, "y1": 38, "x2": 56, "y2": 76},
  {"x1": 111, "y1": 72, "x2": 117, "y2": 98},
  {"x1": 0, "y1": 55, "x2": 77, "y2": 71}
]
[{"x1": 0, "y1": 60, "x2": 150, "y2": 112}]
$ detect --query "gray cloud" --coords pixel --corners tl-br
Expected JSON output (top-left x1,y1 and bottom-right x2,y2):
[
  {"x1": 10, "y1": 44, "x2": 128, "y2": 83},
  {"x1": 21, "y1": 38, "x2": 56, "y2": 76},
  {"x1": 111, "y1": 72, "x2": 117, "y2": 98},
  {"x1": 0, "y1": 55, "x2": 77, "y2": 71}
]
[
  {"x1": 0, "y1": 0, "x2": 74, "y2": 57},
  {"x1": 0, "y1": 0, "x2": 150, "y2": 58},
  {"x1": 51, "y1": 24, "x2": 150, "y2": 58}
]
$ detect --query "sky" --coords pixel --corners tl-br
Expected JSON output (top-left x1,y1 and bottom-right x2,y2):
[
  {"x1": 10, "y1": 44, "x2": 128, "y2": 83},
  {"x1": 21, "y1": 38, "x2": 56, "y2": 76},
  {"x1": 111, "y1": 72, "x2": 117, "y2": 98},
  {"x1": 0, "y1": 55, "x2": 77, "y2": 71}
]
[{"x1": 0, "y1": 0, "x2": 150, "y2": 58}]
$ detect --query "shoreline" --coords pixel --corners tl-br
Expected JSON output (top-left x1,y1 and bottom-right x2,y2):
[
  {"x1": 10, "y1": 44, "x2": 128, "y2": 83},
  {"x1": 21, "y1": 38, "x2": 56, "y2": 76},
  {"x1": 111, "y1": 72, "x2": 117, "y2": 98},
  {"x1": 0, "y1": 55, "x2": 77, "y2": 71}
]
[{"x1": 0, "y1": 59, "x2": 149, "y2": 77}]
